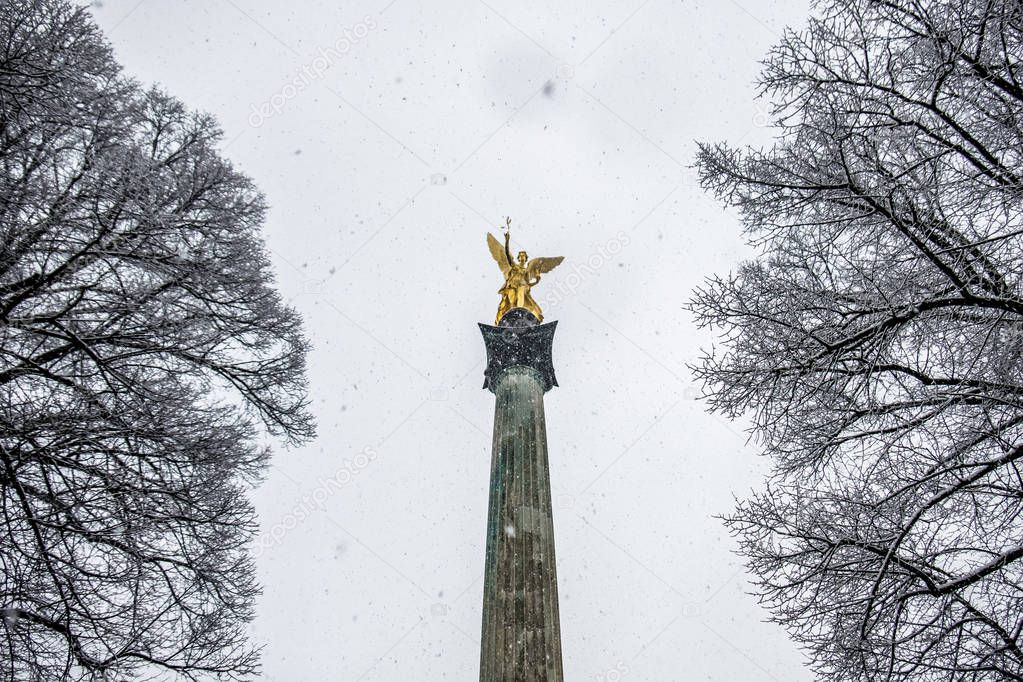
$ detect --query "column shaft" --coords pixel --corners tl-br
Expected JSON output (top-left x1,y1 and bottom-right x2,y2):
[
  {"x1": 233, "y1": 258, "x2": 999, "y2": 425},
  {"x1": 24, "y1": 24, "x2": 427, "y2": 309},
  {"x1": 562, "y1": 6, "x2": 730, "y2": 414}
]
[{"x1": 479, "y1": 366, "x2": 564, "y2": 682}]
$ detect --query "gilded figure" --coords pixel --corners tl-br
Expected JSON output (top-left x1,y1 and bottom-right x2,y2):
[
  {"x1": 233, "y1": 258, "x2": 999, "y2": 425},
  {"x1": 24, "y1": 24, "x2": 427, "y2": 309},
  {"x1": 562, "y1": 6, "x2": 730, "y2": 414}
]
[{"x1": 487, "y1": 218, "x2": 564, "y2": 324}]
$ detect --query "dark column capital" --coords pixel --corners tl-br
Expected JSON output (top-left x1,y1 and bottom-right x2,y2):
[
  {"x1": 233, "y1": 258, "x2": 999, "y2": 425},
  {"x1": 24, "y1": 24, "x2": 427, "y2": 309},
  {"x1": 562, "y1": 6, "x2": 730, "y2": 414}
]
[{"x1": 479, "y1": 308, "x2": 558, "y2": 393}]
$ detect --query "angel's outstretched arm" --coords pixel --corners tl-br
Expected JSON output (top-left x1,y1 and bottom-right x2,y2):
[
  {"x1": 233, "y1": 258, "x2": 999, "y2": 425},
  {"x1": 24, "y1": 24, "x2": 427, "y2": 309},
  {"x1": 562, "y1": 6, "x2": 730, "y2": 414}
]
[{"x1": 504, "y1": 231, "x2": 513, "y2": 265}]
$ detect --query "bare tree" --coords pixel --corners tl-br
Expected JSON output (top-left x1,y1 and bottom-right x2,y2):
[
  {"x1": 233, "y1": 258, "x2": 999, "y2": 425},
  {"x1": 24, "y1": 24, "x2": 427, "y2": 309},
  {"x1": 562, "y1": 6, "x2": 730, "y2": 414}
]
[
  {"x1": 691, "y1": 0, "x2": 1023, "y2": 679},
  {"x1": 0, "y1": 1, "x2": 313, "y2": 679}
]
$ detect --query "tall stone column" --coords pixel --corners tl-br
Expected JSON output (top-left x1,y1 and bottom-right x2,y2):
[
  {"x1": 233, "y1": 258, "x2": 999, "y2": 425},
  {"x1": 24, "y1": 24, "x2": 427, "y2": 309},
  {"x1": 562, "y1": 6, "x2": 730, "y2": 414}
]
[{"x1": 478, "y1": 308, "x2": 563, "y2": 682}]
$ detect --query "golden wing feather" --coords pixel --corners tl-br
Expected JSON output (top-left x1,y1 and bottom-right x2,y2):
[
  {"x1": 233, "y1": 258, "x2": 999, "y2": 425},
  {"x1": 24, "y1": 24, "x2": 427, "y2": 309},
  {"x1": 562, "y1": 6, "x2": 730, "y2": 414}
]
[
  {"x1": 487, "y1": 232, "x2": 511, "y2": 275},
  {"x1": 526, "y1": 256, "x2": 564, "y2": 278}
]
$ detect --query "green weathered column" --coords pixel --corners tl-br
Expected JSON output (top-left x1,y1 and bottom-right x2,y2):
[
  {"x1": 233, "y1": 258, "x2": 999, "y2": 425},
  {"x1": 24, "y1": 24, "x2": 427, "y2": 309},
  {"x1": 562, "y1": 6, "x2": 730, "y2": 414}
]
[{"x1": 478, "y1": 309, "x2": 563, "y2": 682}]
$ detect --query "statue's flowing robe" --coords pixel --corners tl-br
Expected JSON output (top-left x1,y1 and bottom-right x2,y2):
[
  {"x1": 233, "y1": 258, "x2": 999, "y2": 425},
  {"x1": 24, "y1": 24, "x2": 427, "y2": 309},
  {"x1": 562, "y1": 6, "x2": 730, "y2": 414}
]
[{"x1": 498, "y1": 265, "x2": 541, "y2": 321}]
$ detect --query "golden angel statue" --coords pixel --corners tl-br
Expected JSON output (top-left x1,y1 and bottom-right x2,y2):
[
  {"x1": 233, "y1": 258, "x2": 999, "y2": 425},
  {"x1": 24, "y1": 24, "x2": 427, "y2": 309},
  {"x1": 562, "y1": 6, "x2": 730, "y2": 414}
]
[{"x1": 487, "y1": 218, "x2": 564, "y2": 324}]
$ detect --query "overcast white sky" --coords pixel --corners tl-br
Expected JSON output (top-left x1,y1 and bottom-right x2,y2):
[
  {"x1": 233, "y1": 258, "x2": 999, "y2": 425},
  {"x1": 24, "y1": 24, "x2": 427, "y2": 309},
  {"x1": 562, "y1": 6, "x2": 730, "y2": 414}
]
[{"x1": 92, "y1": 0, "x2": 816, "y2": 679}]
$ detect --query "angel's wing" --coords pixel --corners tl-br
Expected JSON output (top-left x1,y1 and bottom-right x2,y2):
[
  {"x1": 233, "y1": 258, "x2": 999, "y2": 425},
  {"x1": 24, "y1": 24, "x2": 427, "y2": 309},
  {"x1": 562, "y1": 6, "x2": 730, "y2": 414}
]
[
  {"x1": 527, "y1": 256, "x2": 564, "y2": 278},
  {"x1": 487, "y1": 233, "x2": 511, "y2": 275}
]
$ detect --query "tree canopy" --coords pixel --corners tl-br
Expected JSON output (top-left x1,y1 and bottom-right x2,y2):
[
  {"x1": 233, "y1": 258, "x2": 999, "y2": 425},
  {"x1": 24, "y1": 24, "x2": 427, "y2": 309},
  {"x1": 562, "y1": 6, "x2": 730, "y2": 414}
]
[
  {"x1": 0, "y1": 1, "x2": 312, "y2": 679},
  {"x1": 693, "y1": 0, "x2": 1023, "y2": 679}
]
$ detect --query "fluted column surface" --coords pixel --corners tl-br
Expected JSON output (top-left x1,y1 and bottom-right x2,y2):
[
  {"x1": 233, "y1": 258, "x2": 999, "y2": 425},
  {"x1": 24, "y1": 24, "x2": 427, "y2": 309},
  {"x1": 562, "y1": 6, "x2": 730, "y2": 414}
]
[{"x1": 479, "y1": 365, "x2": 564, "y2": 682}]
